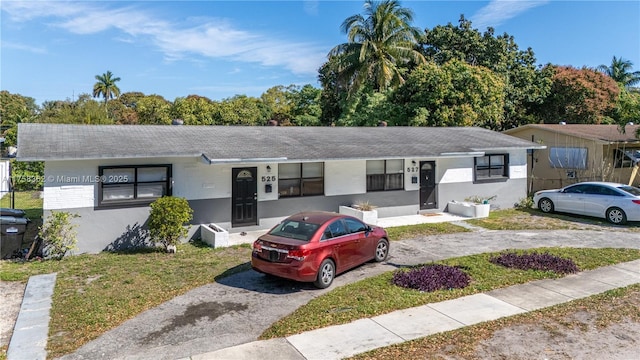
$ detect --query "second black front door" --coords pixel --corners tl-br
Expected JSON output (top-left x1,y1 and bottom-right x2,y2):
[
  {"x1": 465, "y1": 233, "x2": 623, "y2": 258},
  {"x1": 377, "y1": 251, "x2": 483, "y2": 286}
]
[
  {"x1": 232, "y1": 167, "x2": 258, "y2": 226},
  {"x1": 420, "y1": 161, "x2": 437, "y2": 209}
]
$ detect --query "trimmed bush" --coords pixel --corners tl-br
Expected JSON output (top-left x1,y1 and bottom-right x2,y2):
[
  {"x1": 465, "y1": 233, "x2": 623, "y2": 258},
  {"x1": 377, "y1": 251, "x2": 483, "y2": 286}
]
[
  {"x1": 392, "y1": 264, "x2": 471, "y2": 292},
  {"x1": 490, "y1": 251, "x2": 579, "y2": 274},
  {"x1": 148, "y1": 196, "x2": 193, "y2": 252}
]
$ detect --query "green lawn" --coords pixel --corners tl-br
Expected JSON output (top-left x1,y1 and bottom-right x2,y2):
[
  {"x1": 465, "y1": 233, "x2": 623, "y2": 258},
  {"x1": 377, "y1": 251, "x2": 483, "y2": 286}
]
[{"x1": 0, "y1": 191, "x2": 43, "y2": 220}]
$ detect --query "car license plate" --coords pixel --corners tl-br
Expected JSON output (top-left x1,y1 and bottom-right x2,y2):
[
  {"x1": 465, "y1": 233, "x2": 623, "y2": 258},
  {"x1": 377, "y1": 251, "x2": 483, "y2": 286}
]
[{"x1": 269, "y1": 250, "x2": 280, "y2": 262}]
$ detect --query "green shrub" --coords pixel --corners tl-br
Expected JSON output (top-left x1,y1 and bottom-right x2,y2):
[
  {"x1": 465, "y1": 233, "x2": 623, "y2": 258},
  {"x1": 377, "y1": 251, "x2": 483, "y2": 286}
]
[
  {"x1": 148, "y1": 196, "x2": 193, "y2": 252},
  {"x1": 515, "y1": 196, "x2": 534, "y2": 209},
  {"x1": 39, "y1": 211, "x2": 80, "y2": 260}
]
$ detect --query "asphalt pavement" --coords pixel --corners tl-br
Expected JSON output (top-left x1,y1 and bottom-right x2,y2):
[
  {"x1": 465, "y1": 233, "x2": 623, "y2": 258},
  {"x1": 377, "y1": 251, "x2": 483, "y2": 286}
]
[{"x1": 8, "y1": 224, "x2": 640, "y2": 360}]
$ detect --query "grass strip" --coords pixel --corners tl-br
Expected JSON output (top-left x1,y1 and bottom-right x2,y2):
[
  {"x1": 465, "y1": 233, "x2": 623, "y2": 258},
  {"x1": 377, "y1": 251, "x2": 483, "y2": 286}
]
[{"x1": 260, "y1": 247, "x2": 640, "y2": 339}]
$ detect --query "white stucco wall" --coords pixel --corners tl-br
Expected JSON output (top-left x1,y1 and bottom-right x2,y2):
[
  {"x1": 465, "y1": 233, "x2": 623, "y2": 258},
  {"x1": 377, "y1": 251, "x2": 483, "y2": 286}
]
[
  {"x1": 43, "y1": 151, "x2": 529, "y2": 211},
  {"x1": 325, "y1": 160, "x2": 366, "y2": 196}
]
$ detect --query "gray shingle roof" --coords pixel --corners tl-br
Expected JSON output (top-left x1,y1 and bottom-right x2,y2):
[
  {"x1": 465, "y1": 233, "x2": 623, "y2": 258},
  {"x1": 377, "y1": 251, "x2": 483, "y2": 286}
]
[{"x1": 17, "y1": 124, "x2": 545, "y2": 162}]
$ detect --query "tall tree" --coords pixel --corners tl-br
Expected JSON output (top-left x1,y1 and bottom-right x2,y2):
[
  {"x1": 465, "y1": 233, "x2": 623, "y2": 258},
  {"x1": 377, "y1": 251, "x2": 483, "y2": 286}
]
[
  {"x1": 92, "y1": 70, "x2": 121, "y2": 106},
  {"x1": 171, "y1": 95, "x2": 215, "y2": 125},
  {"x1": 0, "y1": 91, "x2": 39, "y2": 147},
  {"x1": 421, "y1": 16, "x2": 552, "y2": 129},
  {"x1": 136, "y1": 95, "x2": 172, "y2": 125},
  {"x1": 597, "y1": 56, "x2": 640, "y2": 88},
  {"x1": 388, "y1": 60, "x2": 505, "y2": 129},
  {"x1": 328, "y1": 0, "x2": 425, "y2": 95},
  {"x1": 534, "y1": 66, "x2": 620, "y2": 124}
]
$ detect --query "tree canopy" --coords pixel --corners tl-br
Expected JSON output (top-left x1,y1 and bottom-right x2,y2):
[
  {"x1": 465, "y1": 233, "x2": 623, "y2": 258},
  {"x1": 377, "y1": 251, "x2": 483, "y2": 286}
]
[
  {"x1": 534, "y1": 66, "x2": 620, "y2": 124},
  {"x1": 328, "y1": 0, "x2": 425, "y2": 95}
]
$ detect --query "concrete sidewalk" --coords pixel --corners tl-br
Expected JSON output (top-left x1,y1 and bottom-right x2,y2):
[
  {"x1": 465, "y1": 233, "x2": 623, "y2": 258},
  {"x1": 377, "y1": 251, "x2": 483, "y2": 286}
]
[{"x1": 190, "y1": 260, "x2": 640, "y2": 360}]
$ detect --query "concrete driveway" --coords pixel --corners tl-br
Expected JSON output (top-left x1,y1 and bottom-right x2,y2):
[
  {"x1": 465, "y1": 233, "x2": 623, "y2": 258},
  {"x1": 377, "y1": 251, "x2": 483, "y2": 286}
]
[{"x1": 58, "y1": 229, "x2": 640, "y2": 360}]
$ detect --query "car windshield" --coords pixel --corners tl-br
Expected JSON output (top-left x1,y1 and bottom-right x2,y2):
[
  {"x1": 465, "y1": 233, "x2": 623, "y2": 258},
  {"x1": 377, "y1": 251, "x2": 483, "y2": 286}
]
[
  {"x1": 268, "y1": 220, "x2": 319, "y2": 241},
  {"x1": 618, "y1": 185, "x2": 640, "y2": 196},
  {"x1": 625, "y1": 150, "x2": 640, "y2": 163}
]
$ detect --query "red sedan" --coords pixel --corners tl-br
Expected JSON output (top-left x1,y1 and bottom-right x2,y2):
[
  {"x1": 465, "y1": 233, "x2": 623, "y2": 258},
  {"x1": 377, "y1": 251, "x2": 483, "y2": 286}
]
[{"x1": 251, "y1": 211, "x2": 390, "y2": 288}]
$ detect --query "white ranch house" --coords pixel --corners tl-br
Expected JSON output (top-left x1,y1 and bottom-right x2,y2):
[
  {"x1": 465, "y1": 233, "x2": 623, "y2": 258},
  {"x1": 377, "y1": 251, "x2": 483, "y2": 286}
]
[{"x1": 17, "y1": 123, "x2": 544, "y2": 253}]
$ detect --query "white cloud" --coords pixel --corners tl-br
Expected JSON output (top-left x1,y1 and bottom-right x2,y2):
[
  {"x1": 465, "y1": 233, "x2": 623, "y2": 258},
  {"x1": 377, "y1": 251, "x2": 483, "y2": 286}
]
[
  {"x1": 1, "y1": 41, "x2": 47, "y2": 54},
  {"x1": 471, "y1": 0, "x2": 550, "y2": 30},
  {"x1": 1, "y1": 0, "x2": 325, "y2": 75},
  {"x1": 303, "y1": 0, "x2": 319, "y2": 16}
]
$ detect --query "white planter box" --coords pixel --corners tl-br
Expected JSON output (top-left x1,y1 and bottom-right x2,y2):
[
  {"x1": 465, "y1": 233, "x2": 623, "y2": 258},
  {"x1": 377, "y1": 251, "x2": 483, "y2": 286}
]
[
  {"x1": 474, "y1": 203, "x2": 491, "y2": 218},
  {"x1": 338, "y1": 205, "x2": 378, "y2": 225},
  {"x1": 448, "y1": 201, "x2": 491, "y2": 218},
  {"x1": 447, "y1": 201, "x2": 475, "y2": 217},
  {"x1": 200, "y1": 224, "x2": 229, "y2": 248}
]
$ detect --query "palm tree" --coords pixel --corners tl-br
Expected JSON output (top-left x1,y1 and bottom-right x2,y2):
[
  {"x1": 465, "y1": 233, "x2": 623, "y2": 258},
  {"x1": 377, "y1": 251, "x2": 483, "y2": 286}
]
[
  {"x1": 328, "y1": 0, "x2": 425, "y2": 94},
  {"x1": 93, "y1": 71, "x2": 121, "y2": 105},
  {"x1": 597, "y1": 56, "x2": 640, "y2": 88}
]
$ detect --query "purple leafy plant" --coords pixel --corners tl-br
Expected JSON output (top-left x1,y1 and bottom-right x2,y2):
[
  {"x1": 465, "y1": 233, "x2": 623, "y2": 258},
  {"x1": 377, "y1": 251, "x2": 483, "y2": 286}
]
[
  {"x1": 392, "y1": 264, "x2": 471, "y2": 292},
  {"x1": 490, "y1": 251, "x2": 579, "y2": 274}
]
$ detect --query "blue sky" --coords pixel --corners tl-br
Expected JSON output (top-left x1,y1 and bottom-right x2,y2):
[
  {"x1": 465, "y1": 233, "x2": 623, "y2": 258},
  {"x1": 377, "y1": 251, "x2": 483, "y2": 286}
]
[{"x1": 2, "y1": 0, "x2": 639, "y2": 106}]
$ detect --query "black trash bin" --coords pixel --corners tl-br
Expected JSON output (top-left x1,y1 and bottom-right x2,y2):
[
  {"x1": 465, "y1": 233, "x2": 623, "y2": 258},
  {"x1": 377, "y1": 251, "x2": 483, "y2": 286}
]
[
  {"x1": 1, "y1": 216, "x2": 29, "y2": 259},
  {"x1": 0, "y1": 208, "x2": 26, "y2": 218}
]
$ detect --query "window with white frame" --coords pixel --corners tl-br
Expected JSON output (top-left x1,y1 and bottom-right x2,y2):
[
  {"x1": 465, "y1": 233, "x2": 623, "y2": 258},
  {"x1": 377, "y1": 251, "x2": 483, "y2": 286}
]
[
  {"x1": 278, "y1": 162, "x2": 324, "y2": 197},
  {"x1": 549, "y1": 147, "x2": 587, "y2": 169},
  {"x1": 474, "y1": 154, "x2": 509, "y2": 182},
  {"x1": 367, "y1": 159, "x2": 404, "y2": 191},
  {"x1": 99, "y1": 165, "x2": 171, "y2": 206}
]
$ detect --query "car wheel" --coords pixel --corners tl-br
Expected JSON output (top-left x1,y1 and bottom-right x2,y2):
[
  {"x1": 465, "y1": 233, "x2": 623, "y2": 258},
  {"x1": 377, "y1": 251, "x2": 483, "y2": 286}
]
[
  {"x1": 538, "y1": 198, "x2": 554, "y2": 213},
  {"x1": 374, "y1": 238, "x2": 389, "y2": 262},
  {"x1": 314, "y1": 259, "x2": 335, "y2": 289},
  {"x1": 606, "y1": 207, "x2": 627, "y2": 225}
]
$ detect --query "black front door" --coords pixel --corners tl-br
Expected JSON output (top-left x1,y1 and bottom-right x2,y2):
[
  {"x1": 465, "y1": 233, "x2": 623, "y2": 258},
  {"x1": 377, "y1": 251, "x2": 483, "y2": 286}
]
[
  {"x1": 232, "y1": 167, "x2": 258, "y2": 226},
  {"x1": 420, "y1": 161, "x2": 437, "y2": 209}
]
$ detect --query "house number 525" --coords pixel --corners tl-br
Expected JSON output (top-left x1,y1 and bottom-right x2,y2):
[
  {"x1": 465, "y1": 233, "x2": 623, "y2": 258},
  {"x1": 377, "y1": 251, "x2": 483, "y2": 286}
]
[{"x1": 262, "y1": 176, "x2": 276, "y2": 182}]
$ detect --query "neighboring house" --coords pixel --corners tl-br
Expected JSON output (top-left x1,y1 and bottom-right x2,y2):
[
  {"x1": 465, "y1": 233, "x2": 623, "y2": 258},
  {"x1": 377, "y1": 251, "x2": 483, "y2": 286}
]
[
  {"x1": 17, "y1": 123, "x2": 543, "y2": 254},
  {"x1": 504, "y1": 124, "x2": 640, "y2": 193}
]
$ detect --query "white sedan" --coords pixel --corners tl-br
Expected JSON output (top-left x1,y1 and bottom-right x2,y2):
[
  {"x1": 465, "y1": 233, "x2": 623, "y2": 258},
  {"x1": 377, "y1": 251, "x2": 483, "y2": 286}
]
[{"x1": 533, "y1": 181, "x2": 640, "y2": 224}]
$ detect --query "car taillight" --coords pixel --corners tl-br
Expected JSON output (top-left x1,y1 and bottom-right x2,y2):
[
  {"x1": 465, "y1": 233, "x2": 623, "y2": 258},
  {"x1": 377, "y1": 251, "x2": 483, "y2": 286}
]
[
  {"x1": 286, "y1": 249, "x2": 309, "y2": 261},
  {"x1": 633, "y1": 200, "x2": 640, "y2": 205}
]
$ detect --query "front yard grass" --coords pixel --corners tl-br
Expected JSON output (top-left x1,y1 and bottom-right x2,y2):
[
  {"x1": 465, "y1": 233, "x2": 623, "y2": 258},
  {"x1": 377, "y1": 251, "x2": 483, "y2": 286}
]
[
  {"x1": 468, "y1": 208, "x2": 640, "y2": 231},
  {"x1": 259, "y1": 247, "x2": 640, "y2": 339},
  {"x1": 385, "y1": 221, "x2": 470, "y2": 240},
  {"x1": 0, "y1": 243, "x2": 252, "y2": 359}
]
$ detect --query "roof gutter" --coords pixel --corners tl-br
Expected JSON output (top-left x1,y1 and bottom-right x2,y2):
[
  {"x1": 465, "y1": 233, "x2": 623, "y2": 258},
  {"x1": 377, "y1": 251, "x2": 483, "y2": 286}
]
[
  {"x1": 438, "y1": 151, "x2": 485, "y2": 158},
  {"x1": 201, "y1": 154, "x2": 288, "y2": 165}
]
